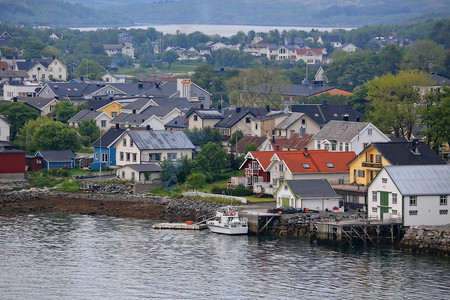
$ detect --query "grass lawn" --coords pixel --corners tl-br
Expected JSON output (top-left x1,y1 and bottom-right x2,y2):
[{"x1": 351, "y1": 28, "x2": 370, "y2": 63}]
[{"x1": 118, "y1": 60, "x2": 203, "y2": 77}]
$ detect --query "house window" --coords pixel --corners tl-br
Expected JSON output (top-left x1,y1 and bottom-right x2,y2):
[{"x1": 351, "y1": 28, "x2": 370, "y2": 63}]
[
  {"x1": 345, "y1": 143, "x2": 349, "y2": 151},
  {"x1": 409, "y1": 210, "x2": 418, "y2": 215},
  {"x1": 121, "y1": 171, "x2": 125, "y2": 178},
  {"x1": 125, "y1": 153, "x2": 130, "y2": 161},
  {"x1": 120, "y1": 152, "x2": 124, "y2": 161},
  {"x1": 123, "y1": 139, "x2": 127, "y2": 147},
  {"x1": 392, "y1": 193, "x2": 397, "y2": 204},
  {"x1": 284, "y1": 185, "x2": 288, "y2": 190},
  {"x1": 101, "y1": 120, "x2": 106, "y2": 128},
  {"x1": 194, "y1": 115, "x2": 198, "y2": 121},
  {"x1": 112, "y1": 112, "x2": 117, "y2": 117},
  {"x1": 316, "y1": 141, "x2": 321, "y2": 149},
  {"x1": 302, "y1": 163, "x2": 310, "y2": 169},
  {"x1": 382, "y1": 178, "x2": 387, "y2": 183},
  {"x1": 392, "y1": 209, "x2": 397, "y2": 215},
  {"x1": 132, "y1": 153, "x2": 137, "y2": 162},
  {"x1": 278, "y1": 164, "x2": 284, "y2": 172},
  {"x1": 168, "y1": 153, "x2": 177, "y2": 160},
  {"x1": 252, "y1": 161, "x2": 259, "y2": 170},
  {"x1": 375, "y1": 155, "x2": 382, "y2": 163},
  {"x1": 59, "y1": 75, "x2": 62, "y2": 79},
  {"x1": 95, "y1": 153, "x2": 99, "y2": 160},
  {"x1": 301, "y1": 119, "x2": 306, "y2": 125},
  {"x1": 339, "y1": 143, "x2": 343, "y2": 151},
  {"x1": 130, "y1": 140, "x2": 134, "y2": 147},
  {"x1": 255, "y1": 124, "x2": 258, "y2": 130},
  {"x1": 131, "y1": 172, "x2": 135, "y2": 180},
  {"x1": 410, "y1": 196, "x2": 417, "y2": 206},
  {"x1": 331, "y1": 143, "x2": 336, "y2": 151},
  {"x1": 440, "y1": 195, "x2": 447, "y2": 205},
  {"x1": 49, "y1": 75, "x2": 53, "y2": 79},
  {"x1": 149, "y1": 153, "x2": 161, "y2": 161},
  {"x1": 440, "y1": 210, "x2": 448, "y2": 215},
  {"x1": 36, "y1": 159, "x2": 42, "y2": 165},
  {"x1": 101, "y1": 153, "x2": 108, "y2": 162},
  {"x1": 246, "y1": 117, "x2": 251, "y2": 123},
  {"x1": 326, "y1": 163, "x2": 334, "y2": 168},
  {"x1": 368, "y1": 128, "x2": 373, "y2": 136},
  {"x1": 358, "y1": 170, "x2": 365, "y2": 178},
  {"x1": 372, "y1": 191, "x2": 377, "y2": 202},
  {"x1": 372, "y1": 207, "x2": 377, "y2": 213}
]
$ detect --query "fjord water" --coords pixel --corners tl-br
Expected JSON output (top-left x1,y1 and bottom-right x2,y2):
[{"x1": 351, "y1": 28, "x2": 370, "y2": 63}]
[{"x1": 1, "y1": 215, "x2": 448, "y2": 299}]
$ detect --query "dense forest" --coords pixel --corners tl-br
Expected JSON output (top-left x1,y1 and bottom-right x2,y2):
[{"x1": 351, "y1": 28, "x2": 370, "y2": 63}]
[{"x1": 0, "y1": 0, "x2": 449, "y2": 27}]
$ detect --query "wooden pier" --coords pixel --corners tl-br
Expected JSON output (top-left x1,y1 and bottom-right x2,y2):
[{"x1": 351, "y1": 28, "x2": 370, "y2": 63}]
[
  {"x1": 153, "y1": 222, "x2": 208, "y2": 230},
  {"x1": 310, "y1": 219, "x2": 404, "y2": 247}
]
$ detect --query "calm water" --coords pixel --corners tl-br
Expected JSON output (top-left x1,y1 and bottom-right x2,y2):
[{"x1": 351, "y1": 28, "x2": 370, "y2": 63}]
[{"x1": 0, "y1": 214, "x2": 448, "y2": 299}]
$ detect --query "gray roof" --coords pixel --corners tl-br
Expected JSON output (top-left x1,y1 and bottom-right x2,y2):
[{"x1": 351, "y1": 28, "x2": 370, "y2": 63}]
[
  {"x1": 384, "y1": 165, "x2": 450, "y2": 196},
  {"x1": 92, "y1": 127, "x2": 126, "y2": 148},
  {"x1": 19, "y1": 97, "x2": 55, "y2": 110},
  {"x1": 186, "y1": 109, "x2": 223, "y2": 119},
  {"x1": 313, "y1": 120, "x2": 370, "y2": 142},
  {"x1": 16, "y1": 61, "x2": 36, "y2": 71},
  {"x1": 253, "y1": 111, "x2": 288, "y2": 121},
  {"x1": 68, "y1": 110, "x2": 103, "y2": 123},
  {"x1": 139, "y1": 81, "x2": 178, "y2": 98},
  {"x1": 429, "y1": 73, "x2": 450, "y2": 86},
  {"x1": 36, "y1": 150, "x2": 74, "y2": 162},
  {"x1": 268, "y1": 45, "x2": 298, "y2": 51},
  {"x1": 165, "y1": 115, "x2": 188, "y2": 128},
  {"x1": 121, "y1": 98, "x2": 152, "y2": 111},
  {"x1": 280, "y1": 84, "x2": 335, "y2": 97},
  {"x1": 127, "y1": 130, "x2": 195, "y2": 150},
  {"x1": 214, "y1": 107, "x2": 268, "y2": 129},
  {"x1": 121, "y1": 164, "x2": 162, "y2": 172},
  {"x1": 275, "y1": 112, "x2": 305, "y2": 130},
  {"x1": 45, "y1": 83, "x2": 101, "y2": 99},
  {"x1": 0, "y1": 70, "x2": 29, "y2": 78},
  {"x1": 285, "y1": 179, "x2": 339, "y2": 199}
]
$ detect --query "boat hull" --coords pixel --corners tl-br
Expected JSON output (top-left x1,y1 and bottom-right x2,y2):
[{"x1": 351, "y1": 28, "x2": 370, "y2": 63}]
[{"x1": 207, "y1": 224, "x2": 248, "y2": 235}]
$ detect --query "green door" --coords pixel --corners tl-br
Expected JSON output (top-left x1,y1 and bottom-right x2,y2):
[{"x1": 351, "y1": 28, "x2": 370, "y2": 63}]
[
  {"x1": 282, "y1": 198, "x2": 289, "y2": 206},
  {"x1": 380, "y1": 191, "x2": 389, "y2": 220}
]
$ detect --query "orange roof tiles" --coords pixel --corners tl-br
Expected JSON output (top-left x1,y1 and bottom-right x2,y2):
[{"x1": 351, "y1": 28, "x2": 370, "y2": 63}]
[{"x1": 275, "y1": 150, "x2": 356, "y2": 173}]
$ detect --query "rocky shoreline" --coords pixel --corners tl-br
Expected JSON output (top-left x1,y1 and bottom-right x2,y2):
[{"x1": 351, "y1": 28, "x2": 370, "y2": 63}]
[{"x1": 0, "y1": 189, "x2": 223, "y2": 222}]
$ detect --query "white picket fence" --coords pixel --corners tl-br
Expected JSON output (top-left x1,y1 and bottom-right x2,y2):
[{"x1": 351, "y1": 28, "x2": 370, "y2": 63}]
[{"x1": 182, "y1": 191, "x2": 247, "y2": 204}]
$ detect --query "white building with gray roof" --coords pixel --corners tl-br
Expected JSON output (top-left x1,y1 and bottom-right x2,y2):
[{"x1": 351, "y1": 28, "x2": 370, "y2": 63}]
[
  {"x1": 367, "y1": 165, "x2": 450, "y2": 226},
  {"x1": 312, "y1": 120, "x2": 390, "y2": 155},
  {"x1": 114, "y1": 129, "x2": 195, "y2": 167}
]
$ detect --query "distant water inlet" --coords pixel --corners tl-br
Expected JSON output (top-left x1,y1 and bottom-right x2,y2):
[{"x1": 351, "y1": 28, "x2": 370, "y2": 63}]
[{"x1": 0, "y1": 215, "x2": 449, "y2": 299}]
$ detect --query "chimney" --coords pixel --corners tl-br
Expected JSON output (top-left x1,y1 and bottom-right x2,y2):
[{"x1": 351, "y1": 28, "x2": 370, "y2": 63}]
[
  {"x1": 235, "y1": 107, "x2": 241, "y2": 113},
  {"x1": 411, "y1": 139, "x2": 420, "y2": 155},
  {"x1": 303, "y1": 147, "x2": 309, "y2": 157},
  {"x1": 146, "y1": 125, "x2": 151, "y2": 130},
  {"x1": 133, "y1": 109, "x2": 136, "y2": 114},
  {"x1": 138, "y1": 82, "x2": 143, "y2": 89},
  {"x1": 155, "y1": 82, "x2": 160, "y2": 88},
  {"x1": 80, "y1": 75, "x2": 84, "y2": 81},
  {"x1": 115, "y1": 123, "x2": 119, "y2": 129},
  {"x1": 266, "y1": 105, "x2": 270, "y2": 112},
  {"x1": 90, "y1": 106, "x2": 94, "y2": 111},
  {"x1": 272, "y1": 135, "x2": 275, "y2": 143}
]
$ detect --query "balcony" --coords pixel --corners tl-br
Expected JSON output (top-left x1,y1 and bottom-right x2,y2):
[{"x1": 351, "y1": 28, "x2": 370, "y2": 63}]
[
  {"x1": 362, "y1": 162, "x2": 382, "y2": 168},
  {"x1": 245, "y1": 168, "x2": 260, "y2": 176}
]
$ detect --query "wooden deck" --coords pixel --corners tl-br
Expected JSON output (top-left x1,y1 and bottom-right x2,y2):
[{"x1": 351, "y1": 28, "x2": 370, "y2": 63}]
[{"x1": 153, "y1": 223, "x2": 208, "y2": 230}]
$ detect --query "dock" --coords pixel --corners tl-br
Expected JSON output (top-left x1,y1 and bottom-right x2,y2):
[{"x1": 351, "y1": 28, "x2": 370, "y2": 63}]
[{"x1": 153, "y1": 222, "x2": 208, "y2": 230}]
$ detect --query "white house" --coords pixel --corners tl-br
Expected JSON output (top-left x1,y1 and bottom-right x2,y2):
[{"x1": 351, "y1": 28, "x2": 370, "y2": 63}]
[
  {"x1": 367, "y1": 165, "x2": 450, "y2": 226},
  {"x1": 274, "y1": 112, "x2": 320, "y2": 139},
  {"x1": 115, "y1": 164, "x2": 162, "y2": 183},
  {"x1": 67, "y1": 110, "x2": 113, "y2": 131},
  {"x1": 102, "y1": 73, "x2": 126, "y2": 83},
  {"x1": 0, "y1": 116, "x2": 10, "y2": 141},
  {"x1": 2, "y1": 82, "x2": 42, "y2": 100},
  {"x1": 275, "y1": 179, "x2": 341, "y2": 211},
  {"x1": 312, "y1": 120, "x2": 390, "y2": 155},
  {"x1": 114, "y1": 129, "x2": 195, "y2": 167}
]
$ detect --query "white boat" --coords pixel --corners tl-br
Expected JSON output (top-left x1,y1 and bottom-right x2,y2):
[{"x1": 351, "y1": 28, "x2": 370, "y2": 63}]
[{"x1": 207, "y1": 206, "x2": 248, "y2": 235}]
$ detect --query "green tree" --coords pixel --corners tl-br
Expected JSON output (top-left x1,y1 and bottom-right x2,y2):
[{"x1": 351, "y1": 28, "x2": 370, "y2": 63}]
[
  {"x1": 14, "y1": 117, "x2": 82, "y2": 154},
  {"x1": 22, "y1": 39, "x2": 46, "y2": 60},
  {"x1": 244, "y1": 143, "x2": 258, "y2": 154},
  {"x1": 422, "y1": 86, "x2": 450, "y2": 151},
  {"x1": 52, "y1": 101, "x2": 79, "y2": 123},
  {"x1": 193, "y1": 142, "x2": 229, "y2": 181},
  {"x1": 378, "y1": 44, "x2": 403, "y2": 75},
  {"x1": 229, "y1": 130, "x2": 243, "y2": 147},
  {"x1": 76, "y1": 59, "x2": 105, "y2": 80},
  {"x1": 0, "y1": 102, "x2": 39, "y2": 140},
  {"x1": 185, "y1": 172, "x2": 206, "y2": 190},
  {"x1": 402, "y1": 39, "x2": 446, "y2": 74},
  {"x1": 365, "y1": 70, "x2": 434, "y2": 139},
  {"x1": 160, "y1": 159, "x2": 178, "y2": 187},
  {"x1": 41, "y1": 45, "x2": 62, "y2": 60},
  {"x1": 161, "y1": 50, "x2": 179, "y2": 69},
  {"x1": 77, "y1": 120, "x2": 100, "y2": 147},
  {"x1": 185, "y1": 127, "x2": 222, "y2": 147},
  {"x1": 226, "y1": 66, "x2": 288, "y2": 108}
]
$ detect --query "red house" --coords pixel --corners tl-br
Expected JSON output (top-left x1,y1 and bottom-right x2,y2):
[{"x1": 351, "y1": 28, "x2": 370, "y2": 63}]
[
  {"x1": 0, "y1": 147, "x2": 26, "y2": 179},
  {"x1": 26, "y1": 155, "x2": 43, "y2": 172}
]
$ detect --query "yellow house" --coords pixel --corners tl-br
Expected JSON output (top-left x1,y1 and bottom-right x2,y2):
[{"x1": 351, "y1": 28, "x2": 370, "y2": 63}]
[
  {"x1": 97, "y1": 101, "x2": 124, "y2": 118},
  {"x1": 347, "y1": 141, "x2": 447, "y2": 186}
]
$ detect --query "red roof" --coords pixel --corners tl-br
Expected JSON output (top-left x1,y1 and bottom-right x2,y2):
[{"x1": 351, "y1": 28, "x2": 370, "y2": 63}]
[
  {"x1": 0, "y1": 62, "x2": 8, "y2": 69},
  {"x1": 295, "y1": 48, "x2": 323, "y2": 55},
  {"x1": 275, "y1": 150, "x2": 356, "y2": 173},
  {"x1": 247, "y1": 150, "x2": 304, "y2": 171}
]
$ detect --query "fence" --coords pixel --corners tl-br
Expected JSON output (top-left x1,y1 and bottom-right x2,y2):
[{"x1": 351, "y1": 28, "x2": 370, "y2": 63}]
[{"x1": 182, "y1": 191, "x2": 247, "y2": 204}]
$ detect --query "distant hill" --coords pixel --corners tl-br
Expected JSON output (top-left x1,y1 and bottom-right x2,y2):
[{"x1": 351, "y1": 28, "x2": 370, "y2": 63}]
[{"x1": 1, "y1": 0, "x2": 449, "y2": 27}]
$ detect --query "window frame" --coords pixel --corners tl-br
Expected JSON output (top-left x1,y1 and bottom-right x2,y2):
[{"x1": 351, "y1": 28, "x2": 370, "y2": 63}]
[{"x1": 410, "y1": 196, "x2": 417, "y2": 206}]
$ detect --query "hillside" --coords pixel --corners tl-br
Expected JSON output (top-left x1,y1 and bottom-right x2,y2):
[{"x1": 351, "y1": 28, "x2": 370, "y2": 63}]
[{"x1": 0, "y1": 0, "x2": 449, "y2": 27}]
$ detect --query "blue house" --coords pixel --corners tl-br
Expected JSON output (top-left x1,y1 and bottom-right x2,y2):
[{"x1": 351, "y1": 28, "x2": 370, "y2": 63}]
[
  {"x1": 91, "y1": 126, "x2": 126, "y2": 171},
  {"x1": 36, "y1": 150, "x2": 75, "y2": 170}
]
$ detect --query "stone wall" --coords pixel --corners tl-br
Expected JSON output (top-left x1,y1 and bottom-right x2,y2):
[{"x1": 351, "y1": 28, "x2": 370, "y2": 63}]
[{"x1": 400, "y1": 225, "x2": 450, "y2": 256}]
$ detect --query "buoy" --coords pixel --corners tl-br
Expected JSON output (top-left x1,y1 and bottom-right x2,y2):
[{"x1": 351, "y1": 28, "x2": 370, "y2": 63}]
[
  {"x1": 230, "y1": 211, "x2": 236, "y2": 216},
  {"x1": 186, "y1": 221, "x2": 193, "y2": 225}
]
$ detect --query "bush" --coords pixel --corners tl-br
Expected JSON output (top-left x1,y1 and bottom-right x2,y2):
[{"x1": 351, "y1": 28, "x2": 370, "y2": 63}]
[
  {"x1": 55, "y1": 180, "x2": 83, "y2": 192},
  {"x1": 48, "y1": 169, "x2": 70, "y2": 177},
  {"x1": 211, "y1": 184, "x2": 252, "y2": 196}
]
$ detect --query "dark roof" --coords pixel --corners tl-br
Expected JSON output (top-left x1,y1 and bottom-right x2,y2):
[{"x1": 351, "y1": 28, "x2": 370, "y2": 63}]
[
  {"x1": 127, "y1": 130, "x2": 195, "y2": 150},
  {"x1": 165, "y1": 115, "x2": 188, "y2": 129},
  {"x1": 285, "y1": 179, "x2": 339, "y2": 198},
  {"x1": 253, "y1": 111, "x2": 288, "y2": 121},
  {"x1": 372, "y1": 142, "x2": 446, "y2": 166},
  {"x1": 231, "y1": 136, "x2": 267, "y2": 153},
  {"x1": 120, "y1": 164, "x2": 162, "y2": 172},
  {"x1": 36, "y1": 150, "x2": 75, "y2": 162},
  {"x1": 280, "y1": 84, "x2": 335, "y2": 97},
  {"x1": 185, "y1": 108, "x2": 223, "y2": 119},
  {"x1": 290, "y1": 103, "x2": 363, "y2": 126},
  {"x1": 0, "y1": 147, "x2": 25, "y2": 154},
  {"x1": 214, "y1": 107, "x2": 267, "y2": 129},
  {"x1": 44, "y1": 83, "x2": 101, "y2": 99},
  {"x1": 139, "y1": 81, "x2": 178, "y2": 98},
  {"x1": 429, "y1": 73, "x2": 450, "y2": 86},
  {"x1": 67, "y1": 110, "x2": 103, "y2": 123},
  {"x1": 19, "y1": 97, "x2": 55, "y2": 110},
  {"x1": 92, "y1": 127, "x2": 126, "y2": 148},
  {"x1": 0, "y1": 70, "x2": 29, "y2": 78},
  {"x1": 87, "y1": 98, "x2": 115, "y2": 110},
  {"x1": 16, "y1": 61, "x2": 36, "y2": 71},
  {"x1": 121, "y1": 98, "x2": 152, "y2": 110}
]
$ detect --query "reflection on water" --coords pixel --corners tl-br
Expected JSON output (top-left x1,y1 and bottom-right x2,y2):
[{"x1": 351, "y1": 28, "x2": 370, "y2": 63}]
[{"x1": 0, "y1": 215, "x2": 448, "y2": 299}]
